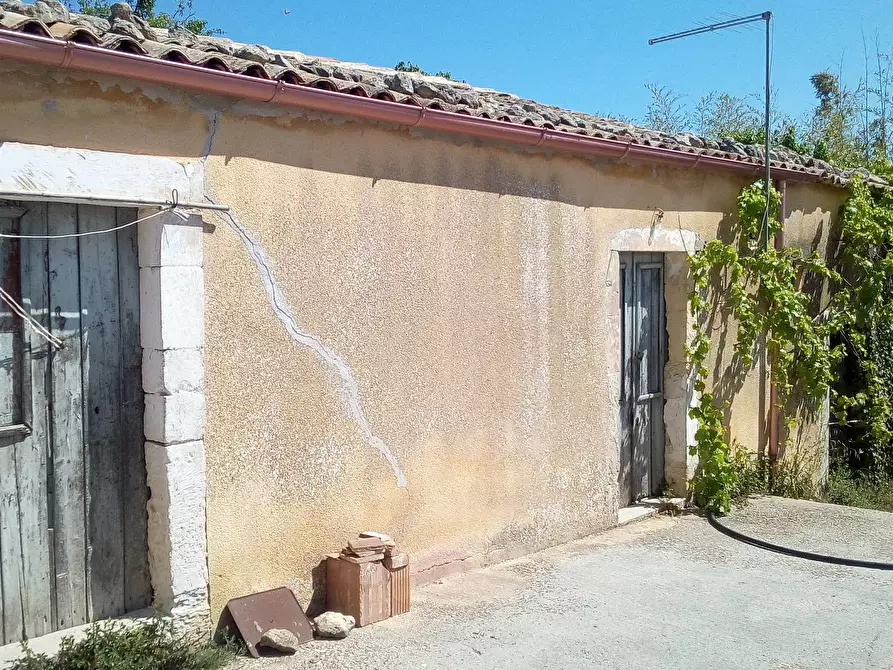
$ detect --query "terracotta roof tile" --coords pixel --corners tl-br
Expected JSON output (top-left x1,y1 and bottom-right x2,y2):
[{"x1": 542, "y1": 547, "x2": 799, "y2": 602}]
[
  {"x1": 0, "y1": 9, "x2": 51, "y2": 36},
  {"x1": 0, "y1": 0, "x2": 887, "y2": 189}
]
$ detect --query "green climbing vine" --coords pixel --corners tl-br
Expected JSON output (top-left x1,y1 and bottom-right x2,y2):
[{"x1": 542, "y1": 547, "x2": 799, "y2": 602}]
[
  {"x1": 832, "y1": 171, "x2": 893, "y2": 478},
  {"x1": 688, "y1": 171, "x2": 893, "y2": 514},
  {"x1": 687, "y1": 181, "x2": 849, "y2": 514}
]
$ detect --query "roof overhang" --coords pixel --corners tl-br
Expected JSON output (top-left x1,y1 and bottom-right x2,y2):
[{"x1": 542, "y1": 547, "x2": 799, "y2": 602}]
[{"x1": 0, "y1": 30, "x2": 831, "y2": 185}]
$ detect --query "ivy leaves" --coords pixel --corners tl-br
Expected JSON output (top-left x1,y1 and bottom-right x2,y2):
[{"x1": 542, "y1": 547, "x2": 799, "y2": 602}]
[
  {"x1": 687, "y1": 174, "x2": 893, "y2": 513},
  {"x1": 834, "y1": 174, "x2": 893, "y2": 476},
  {"x1": 687, "y1": 180, "x2": 846, "y2": 514}
]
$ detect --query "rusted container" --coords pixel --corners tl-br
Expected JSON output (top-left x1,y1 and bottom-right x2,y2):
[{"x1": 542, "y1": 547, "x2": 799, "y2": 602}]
[{"x1": 326, "y1": 555, "x2": 391, "y2": 626}]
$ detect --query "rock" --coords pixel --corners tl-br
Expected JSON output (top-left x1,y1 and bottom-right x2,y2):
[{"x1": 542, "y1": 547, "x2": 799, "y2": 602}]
[
  {"x1": 33, "y1": 0, "x2": 69, "y2": 23},
  {"x1": 313, "y1": 611, "x2": 355, "y2": 639},
  {"x1": 383, "y1": 552, "x2": 409, "y2": 569},
  {"x1": 108, "y1": 1, "x2": 133, "y2": 21},
  {"x1": 413, "y1": 80, "x2": 441, "y2": 100},
  {"x1": 109, "y1": 17, "x2": 144, "y2": 40},
  {"x1": 199, "y1": 35, "x2": 235, "y2": 55},
  {"x1": 311, "y1": 63, "x2": 332, "y2": 77},
  {"x1": 132, "y1": 14, "x2": 156, "y2": 40},
  {"x1": 258, "y1": 628, "x2": 301, "y2": 654},
  {"x1": 167, "y1": 25, "x2": 198, "y2": 47},
  {"x1": 676, "y1": 132, "x2": 704, "y2": 149},
  {"x1": 0, "y1": 1, "x2": 35, "y2": 17},
  {"x1": 332, "y1": 67, "x2": 361, "y2": 82},
  {"x1": 437, "y1": 85, "x2": 460, "y2": 105},
  {"x1": 233, "y1": 42, "x2": 271, "y2": 64},
  {"x1": 384, "y1": 71, "x2": 414, "y2": 95},
  {"x1": 457, "y1": 91, "x2": 479, "y2": 108},
  {"x1": 70, "y1": 12, "x2": 111, "y2": 32},
  {"x1": 361, "y1": 73, "x2": 386, "y2": 89}
]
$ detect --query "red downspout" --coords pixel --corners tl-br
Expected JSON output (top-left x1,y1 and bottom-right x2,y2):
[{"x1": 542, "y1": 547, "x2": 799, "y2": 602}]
[
  {"x1": 0, "y1": 30, "x2": 828, "y2": 183},
  {"x1": 768, "y1": 179, "x2": 787, "y2": 463}
]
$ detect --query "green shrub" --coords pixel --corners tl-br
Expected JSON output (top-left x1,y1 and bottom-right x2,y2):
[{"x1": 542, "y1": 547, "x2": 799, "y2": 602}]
[
  {"x1": 728, "y1": 448, "x2": 818, "y2": 503},
  {"x1": 10, "y1": 617, "x2": 233, "y2": 670},
  {"x1": 823, "y1": 468, "x2": 893, "y2": 512}
]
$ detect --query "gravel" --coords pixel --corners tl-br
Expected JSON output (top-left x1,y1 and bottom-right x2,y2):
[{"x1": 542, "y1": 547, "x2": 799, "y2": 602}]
[{"x1": 237, "y1": 498, "x2": 893, "y2": 670}]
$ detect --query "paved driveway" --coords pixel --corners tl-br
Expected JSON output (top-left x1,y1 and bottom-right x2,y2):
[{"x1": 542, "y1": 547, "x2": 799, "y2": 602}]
[{"x1": 244, "y1": 497, "x2": 893, "y2": 670}]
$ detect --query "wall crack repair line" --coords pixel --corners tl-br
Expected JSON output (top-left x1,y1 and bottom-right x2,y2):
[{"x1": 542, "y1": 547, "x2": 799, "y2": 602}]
[
  {"x1": 199, "y1": 111, "x2": 405, "y2": 486},
  {"x1": 207, "y1": 196, "x2": 408, "y2": 488}
]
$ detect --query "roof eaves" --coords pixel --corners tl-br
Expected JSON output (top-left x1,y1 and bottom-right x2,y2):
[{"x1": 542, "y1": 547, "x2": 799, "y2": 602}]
[{"x1": 0, "y1": 1, "x2": 887, "y2": 190}]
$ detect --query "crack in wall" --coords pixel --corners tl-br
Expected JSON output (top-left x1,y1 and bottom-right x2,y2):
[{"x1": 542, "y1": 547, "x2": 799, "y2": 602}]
[
  {"x1": 200, "y1": 113, "x2": 406, "y2": 487},
  {"x1": 212, "y1": 204, "x2": 407, "y2": 487}
]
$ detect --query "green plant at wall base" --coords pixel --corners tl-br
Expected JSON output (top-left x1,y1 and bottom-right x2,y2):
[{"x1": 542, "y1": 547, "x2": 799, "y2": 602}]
[
  {"x1": 832, "y1": 170, "x2": 893, "y2": 478},
  {"x1": 728, "y1": 446, "x2": 818, "y2": 501},
  {"x1": 686, "y1": 181, "x2": 849, "y2": 514},
  {"x1": 10, "y1": 617, "x2": 234, "y2": 670}
]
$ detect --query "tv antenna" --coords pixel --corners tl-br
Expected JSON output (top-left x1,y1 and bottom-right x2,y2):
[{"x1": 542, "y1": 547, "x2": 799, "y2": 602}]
[{"x1": 650, "y1": 12, "x2": 773, "y2": 248}]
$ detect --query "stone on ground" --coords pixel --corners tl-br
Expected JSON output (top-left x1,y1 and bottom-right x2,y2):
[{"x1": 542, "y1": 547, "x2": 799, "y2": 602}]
[
  {"x1": 313, "y1": 611, "x2": 356, "y2": 639},
  {"x1": 258, "y1": 628, "x2": 301, "y2": 654}
]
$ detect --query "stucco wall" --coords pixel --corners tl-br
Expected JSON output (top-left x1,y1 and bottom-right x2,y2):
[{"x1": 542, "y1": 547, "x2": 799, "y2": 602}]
[{"x1": 0, "y1": 62, "x2": 845, "y2": 621}]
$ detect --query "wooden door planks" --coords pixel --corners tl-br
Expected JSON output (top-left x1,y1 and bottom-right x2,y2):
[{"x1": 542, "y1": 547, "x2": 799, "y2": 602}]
[
  {"x1": 0, "y1": 213, "x2": 25, "y2": 644},
  {"x1": 77, "y1": 205, "x2": 126, "y2": 622},
  {"x1": 17, "y1": 203, "x2": 53, "y2": 639},
  {"x1": 47, "y1": 202, "x2": 89, "y2": 632},
  {"x1": 1, "y1": 203, "x2": 149, "y2": 644},
  {"x1": 116, "y1": 210, "x2": 150, "y2": 613}
]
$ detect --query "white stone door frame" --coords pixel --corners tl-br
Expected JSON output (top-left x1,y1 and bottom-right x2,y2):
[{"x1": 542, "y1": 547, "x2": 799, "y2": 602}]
[
  {"x1": 139, "y1": 208, "x2": 209, "y2": 631},
  {"x1": 0, "y1": 142, "x2": 211, "y2": 634},
  {"x1": 609, "y1": 225, "x2": 704, "y2": 499}
]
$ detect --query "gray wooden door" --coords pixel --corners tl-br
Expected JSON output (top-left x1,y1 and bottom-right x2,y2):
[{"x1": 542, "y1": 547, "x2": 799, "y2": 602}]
[
  {"x1": 0, "y1": 203, "x2": 150, "y2": 645},
  {"x1": 619, "y1": 252, "x2": 666, "y2": 504}
]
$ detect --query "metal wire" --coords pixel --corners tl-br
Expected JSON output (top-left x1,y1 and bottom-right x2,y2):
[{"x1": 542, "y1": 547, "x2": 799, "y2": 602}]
[
  {"x1": 0, "y1": 188, "x2": 229, "y2": 212},
  {"x1": 0, "y1": 207, "x2": 170, "y2": 240},
  {"x1": 0, "y1": 285, "x2": 64, "y2": 349}
]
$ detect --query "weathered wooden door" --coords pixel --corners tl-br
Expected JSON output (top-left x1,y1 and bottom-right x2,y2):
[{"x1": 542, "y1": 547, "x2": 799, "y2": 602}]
[
  {"x1": 0, "y1": 202, "x2": 150, "y2": 645},
  {"x1": 619, "y1": 252, "x2": 666, "y2": 504}
]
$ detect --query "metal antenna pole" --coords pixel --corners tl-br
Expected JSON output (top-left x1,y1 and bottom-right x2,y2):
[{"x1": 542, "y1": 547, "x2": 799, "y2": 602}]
[
  {"x1": 763, "y1": 13, "x2": 772, "y2": 250},
  {"x1": 650, "y1": 11, "x2": 773, "y2": 249}
]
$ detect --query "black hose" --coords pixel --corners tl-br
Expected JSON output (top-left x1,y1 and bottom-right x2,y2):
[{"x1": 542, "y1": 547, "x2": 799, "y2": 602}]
[{"x1": 706, "y1": 510, "x2": 893, "y2": 571}]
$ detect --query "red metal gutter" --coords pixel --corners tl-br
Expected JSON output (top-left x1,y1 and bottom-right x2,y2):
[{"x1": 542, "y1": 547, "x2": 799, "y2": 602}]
[{"x1": 0, "y1": 30, "x2": 827, "y2": 182}]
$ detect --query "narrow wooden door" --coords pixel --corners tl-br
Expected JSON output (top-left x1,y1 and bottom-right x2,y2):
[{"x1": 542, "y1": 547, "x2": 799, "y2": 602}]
[
  {"x1": 0, "y1": 203, "x2": 150, "y2": 646},
  {"x1": 619, "y1": 252, "x2": 666, "y2": 504}
]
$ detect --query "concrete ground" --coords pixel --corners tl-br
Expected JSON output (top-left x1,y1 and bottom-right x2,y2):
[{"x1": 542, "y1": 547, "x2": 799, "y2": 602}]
[{"x1": 242, "y1": 496, "x2": 893, "y2": 670}]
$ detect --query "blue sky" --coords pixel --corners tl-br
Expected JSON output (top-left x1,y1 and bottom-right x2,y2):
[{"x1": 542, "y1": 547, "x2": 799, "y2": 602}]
[{"x1": 174, "y1": 0, "x2": 891, "y2": 125}]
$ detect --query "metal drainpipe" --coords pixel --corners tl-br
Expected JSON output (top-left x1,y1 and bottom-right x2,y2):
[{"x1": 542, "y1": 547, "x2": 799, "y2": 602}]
[{"x1": 768, "y1": 179, "x2": 787, "y2": 463}]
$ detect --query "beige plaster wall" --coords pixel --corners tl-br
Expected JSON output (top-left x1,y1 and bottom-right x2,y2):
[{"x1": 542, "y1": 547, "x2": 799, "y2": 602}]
[
  {"x1": 779, "y1": 181, "x2": 844, "y2": 480},
  {"x1": 0, "y1": 64, "x2": 843, "y2": 620}
]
